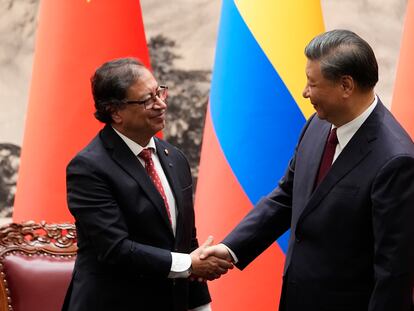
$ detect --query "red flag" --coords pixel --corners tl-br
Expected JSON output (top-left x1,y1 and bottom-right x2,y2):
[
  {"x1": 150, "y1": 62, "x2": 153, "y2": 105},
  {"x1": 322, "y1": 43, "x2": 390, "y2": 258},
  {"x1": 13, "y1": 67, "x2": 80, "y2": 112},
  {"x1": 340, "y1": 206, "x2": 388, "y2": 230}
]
[
  {"x1": 14, "y1": 0, "x2": 150, "y2": 222},
  {"x1": 392, "y1": 0, "x2": 414, "y2": 138}
]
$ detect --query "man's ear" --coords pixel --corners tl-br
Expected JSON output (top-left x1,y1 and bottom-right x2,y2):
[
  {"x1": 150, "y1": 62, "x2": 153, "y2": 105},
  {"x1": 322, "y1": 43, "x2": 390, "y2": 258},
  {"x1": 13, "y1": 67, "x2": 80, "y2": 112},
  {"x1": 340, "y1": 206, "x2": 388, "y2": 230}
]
[
  {"x1": 341, "y1": 75, "x2": 354, "y2": 98},
  {"x1": 111, "y1": 108, "x2": 122, "y2": 124}
]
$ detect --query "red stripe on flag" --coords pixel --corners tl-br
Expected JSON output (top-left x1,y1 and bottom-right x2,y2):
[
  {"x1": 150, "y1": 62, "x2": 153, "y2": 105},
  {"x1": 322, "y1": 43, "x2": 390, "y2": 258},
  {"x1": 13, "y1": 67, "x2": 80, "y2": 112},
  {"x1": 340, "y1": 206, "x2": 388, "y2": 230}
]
[
  {"x1": 195, "y1": 107, "x2": 284, "y2": 310},
  {"x1": 392, "y1": 0, "x2": 414, "y2": 138}
]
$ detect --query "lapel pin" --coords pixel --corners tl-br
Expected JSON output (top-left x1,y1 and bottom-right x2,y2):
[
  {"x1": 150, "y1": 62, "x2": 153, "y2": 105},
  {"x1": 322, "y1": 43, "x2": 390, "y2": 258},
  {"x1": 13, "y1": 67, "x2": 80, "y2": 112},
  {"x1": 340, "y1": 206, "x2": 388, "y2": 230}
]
[{"x1": 164, "y1": 148, "x2": 169, "y2": 156}]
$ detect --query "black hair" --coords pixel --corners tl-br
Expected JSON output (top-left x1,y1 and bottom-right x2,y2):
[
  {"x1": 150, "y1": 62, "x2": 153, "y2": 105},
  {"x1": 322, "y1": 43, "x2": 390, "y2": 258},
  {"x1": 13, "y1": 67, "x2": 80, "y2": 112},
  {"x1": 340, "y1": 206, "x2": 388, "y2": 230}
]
[
  {"x1": 91, "y1": 57, "x2": 146, "y2": 123},
  {"x1": 305, "y1": 29, "x2": 378, "y2": 90}
]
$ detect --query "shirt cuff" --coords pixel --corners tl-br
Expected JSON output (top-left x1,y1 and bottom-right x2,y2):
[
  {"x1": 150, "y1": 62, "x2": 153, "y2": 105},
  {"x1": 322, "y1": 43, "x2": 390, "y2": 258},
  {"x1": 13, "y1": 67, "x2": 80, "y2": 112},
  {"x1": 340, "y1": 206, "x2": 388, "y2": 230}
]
[
  {"x1": 168, "y1": 252, "x2": 192, "y2": 278},
  {"x1": 189, "y1": 303, "x2": 212, "y2": 311},
  {"x1": 222, "y1": 243, "x2": 238, "y2": 264}
]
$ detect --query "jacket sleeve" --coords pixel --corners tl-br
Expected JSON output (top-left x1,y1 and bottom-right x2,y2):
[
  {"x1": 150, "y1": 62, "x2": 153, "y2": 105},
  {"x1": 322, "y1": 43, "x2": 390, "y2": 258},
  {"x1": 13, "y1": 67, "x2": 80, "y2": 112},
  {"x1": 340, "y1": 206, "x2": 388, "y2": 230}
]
[
  {"x1": 369, "y1": 155, "x2": 414, "y2": 311},
  {"x1": 222, "y1": 114, "x2": 316, "y2": 269},
  {"x1": 222, "y1": 156, "x2": 294, "y2": 269},
  {"x1": 67, "y1": 155, "x2": 172, "y2": 278}
]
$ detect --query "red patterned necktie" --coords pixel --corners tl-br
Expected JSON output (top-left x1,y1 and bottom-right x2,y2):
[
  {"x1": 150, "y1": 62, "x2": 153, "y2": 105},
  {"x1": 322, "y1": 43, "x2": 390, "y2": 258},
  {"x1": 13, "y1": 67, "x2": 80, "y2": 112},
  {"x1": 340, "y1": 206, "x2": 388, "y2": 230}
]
[
  {"x1": 138, "y1": 148, "x2": 172, "y2": 224},
  {"x1": 315, "y1": 128, "x2": 338, "y2": 186}
]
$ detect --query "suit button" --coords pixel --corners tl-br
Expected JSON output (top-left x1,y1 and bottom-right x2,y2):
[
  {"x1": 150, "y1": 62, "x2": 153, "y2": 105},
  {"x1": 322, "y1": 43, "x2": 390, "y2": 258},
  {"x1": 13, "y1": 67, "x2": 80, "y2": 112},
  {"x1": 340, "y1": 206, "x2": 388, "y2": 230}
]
[{"x1": 295, "y1": 237, "x2": 301, "y2": 243}]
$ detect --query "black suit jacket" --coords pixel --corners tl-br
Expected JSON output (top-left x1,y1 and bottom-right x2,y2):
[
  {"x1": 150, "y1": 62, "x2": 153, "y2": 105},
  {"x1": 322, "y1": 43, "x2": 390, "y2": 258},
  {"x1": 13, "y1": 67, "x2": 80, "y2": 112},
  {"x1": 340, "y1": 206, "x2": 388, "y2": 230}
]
[
  {"x1": 223, "y1": 100, "x2": 414, "y2": 311},
  {"x1": 62, "y1": 125, "x2": 210, "y2": 311}
]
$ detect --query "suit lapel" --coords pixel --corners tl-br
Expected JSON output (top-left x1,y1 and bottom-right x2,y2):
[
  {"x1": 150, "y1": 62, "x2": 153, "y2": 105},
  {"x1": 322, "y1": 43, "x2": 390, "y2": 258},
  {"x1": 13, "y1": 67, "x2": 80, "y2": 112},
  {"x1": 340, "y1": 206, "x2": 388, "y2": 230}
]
[
  {"x1": 295, "y1": 121, "x2": 330, "y2": 216},
  {"x1": 100, "y1": 126, "x2": 173, "y2": 235},
  {"x1": 297, "y1": 102, "x2": 383, "y2": 225}
]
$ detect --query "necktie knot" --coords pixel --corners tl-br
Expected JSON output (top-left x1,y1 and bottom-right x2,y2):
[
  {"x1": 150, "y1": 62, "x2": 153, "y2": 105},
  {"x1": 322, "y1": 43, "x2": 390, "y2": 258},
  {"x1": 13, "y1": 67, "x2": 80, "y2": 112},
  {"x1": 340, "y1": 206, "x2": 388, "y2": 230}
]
[
  {"x1": 138, "y1": 148, "x2": 153, "y2": 162},
  {"x1": 315, "y1": 127, "x2": 339, "y2": 186},
  {"x1": 328, "y1": 128, "x2": 338, "y2": 145}
]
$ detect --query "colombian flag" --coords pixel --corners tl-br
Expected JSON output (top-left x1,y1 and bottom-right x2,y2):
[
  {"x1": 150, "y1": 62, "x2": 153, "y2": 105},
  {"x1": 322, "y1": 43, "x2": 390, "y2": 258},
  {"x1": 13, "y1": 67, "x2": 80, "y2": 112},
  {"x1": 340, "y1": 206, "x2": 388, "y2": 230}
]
[
  {"x1": 392, "y1": 0, "x2": 414, "y2": 138},
  {"x1": 195, "y1": 1, "x2": 324, "y2": 309},
  {"x1": 14, "y1": 1, "x2": 150, "y2": 222}
]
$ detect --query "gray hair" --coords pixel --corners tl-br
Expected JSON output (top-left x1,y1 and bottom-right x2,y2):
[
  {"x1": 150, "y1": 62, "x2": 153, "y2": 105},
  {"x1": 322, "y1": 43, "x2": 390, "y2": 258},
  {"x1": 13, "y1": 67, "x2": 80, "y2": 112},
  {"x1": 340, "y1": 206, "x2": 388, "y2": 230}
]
[{"x1": 305, "y1": 29, "x2": 378, "y2": 90}]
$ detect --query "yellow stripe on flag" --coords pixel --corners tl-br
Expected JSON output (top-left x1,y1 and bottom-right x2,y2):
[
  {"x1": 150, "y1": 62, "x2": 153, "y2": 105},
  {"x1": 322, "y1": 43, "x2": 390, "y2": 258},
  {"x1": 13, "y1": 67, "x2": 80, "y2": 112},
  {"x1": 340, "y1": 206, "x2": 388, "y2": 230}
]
[{"x1": 235, "y1": 0, "x2": 324, "y2": 119}]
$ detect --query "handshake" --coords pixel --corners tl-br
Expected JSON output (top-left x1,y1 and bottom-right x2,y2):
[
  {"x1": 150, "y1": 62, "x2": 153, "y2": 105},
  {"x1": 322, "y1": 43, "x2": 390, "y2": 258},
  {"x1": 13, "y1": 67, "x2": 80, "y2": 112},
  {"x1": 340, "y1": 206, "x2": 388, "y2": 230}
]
[{"x1": 189, "y1": 236, "x2": 234, "y2": 281}]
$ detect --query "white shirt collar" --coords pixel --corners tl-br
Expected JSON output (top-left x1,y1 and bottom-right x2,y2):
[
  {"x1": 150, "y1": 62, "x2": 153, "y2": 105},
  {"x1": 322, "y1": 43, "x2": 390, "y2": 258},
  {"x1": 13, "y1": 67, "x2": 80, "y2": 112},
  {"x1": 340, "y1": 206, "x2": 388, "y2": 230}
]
[
  {"x1": 111, "y1": 127, "x2": 156, "y2": 156},
  {"x1": 334, "y1": 95, "x2": 378, "y2": 150}
]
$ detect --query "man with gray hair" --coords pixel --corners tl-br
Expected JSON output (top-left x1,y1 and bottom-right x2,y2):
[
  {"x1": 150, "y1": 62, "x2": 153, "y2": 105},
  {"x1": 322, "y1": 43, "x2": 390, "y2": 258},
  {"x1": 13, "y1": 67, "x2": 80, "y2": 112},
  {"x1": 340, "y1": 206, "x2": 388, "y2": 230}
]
[
  {"x1": 62, "y1": 57, "x2": 232, "y2": 311},
  {"x1": 202, "y1": 29, "x2": 414, "y2": 311}
]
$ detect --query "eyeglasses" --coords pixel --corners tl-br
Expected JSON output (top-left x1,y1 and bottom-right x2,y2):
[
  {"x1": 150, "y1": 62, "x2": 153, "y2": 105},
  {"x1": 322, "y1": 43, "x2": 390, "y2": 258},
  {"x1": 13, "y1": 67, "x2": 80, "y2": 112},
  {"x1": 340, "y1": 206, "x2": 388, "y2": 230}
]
[{"x1": 124, "y1": 85, "x2": 168, "y2": 110}]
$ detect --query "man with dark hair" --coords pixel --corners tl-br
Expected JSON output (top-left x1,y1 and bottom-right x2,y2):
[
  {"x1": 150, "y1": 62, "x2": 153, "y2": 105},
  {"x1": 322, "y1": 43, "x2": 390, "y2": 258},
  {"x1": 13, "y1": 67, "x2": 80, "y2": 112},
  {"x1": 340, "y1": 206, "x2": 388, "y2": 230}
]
[
  {"x1": 202, "y1": 29, "x2": 414, "y2": 311},
  {"x1": 62, "y1": 57, "x2": 232, "y2": 311}
]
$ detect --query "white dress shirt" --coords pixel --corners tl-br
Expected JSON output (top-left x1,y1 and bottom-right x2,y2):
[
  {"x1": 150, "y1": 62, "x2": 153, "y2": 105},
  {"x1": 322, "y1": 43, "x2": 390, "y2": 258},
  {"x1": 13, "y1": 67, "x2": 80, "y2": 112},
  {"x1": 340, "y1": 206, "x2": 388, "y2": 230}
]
[
  {"x1": 113, "y1": 129, "x2": 211, "y2": 311},
  {"x1": 332, "y1": 95, "x2": 378, "y2": 163}
]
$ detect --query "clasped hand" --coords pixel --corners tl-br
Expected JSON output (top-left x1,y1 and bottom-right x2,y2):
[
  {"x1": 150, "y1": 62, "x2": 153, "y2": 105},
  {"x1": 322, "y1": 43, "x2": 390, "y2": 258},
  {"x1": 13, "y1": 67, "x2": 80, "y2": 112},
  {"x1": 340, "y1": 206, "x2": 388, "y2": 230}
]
[{"x1": 190, "y1": 236, "x2": 233, "y2": 281}]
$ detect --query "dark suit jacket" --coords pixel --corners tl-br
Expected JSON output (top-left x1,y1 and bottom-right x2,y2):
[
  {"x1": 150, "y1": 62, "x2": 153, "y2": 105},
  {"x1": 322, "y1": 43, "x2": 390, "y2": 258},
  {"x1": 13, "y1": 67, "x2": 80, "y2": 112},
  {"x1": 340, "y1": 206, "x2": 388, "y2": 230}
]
[
  {"x1": 223, "y1": 100, "x2": 414, "y2": 311},
  {"x1": 62, "y1": 125, "x2": 210, "y2": 311}
]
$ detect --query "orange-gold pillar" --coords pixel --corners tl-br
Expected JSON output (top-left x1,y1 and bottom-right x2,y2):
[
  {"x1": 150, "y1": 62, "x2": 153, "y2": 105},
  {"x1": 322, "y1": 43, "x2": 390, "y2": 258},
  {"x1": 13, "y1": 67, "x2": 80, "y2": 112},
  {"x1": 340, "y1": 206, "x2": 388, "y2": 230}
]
[{"x1": 14, "y1": 0, "x2": 150, "y2": 222}]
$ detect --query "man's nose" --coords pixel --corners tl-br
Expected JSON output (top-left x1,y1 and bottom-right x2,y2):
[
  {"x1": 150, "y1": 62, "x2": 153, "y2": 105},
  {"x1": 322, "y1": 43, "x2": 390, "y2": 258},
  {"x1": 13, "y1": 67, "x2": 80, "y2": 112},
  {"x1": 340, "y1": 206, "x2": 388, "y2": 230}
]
[
  {"x1": 153, "y1": 96, "x2": 167, "y2": 109},
  {"x1": 302, "y1": 85, "x2": 310, "y2": 98}
]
